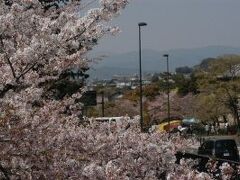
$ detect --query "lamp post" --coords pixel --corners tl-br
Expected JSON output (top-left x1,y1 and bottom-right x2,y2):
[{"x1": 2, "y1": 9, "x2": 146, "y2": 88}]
[
  {"x1": 101, "y1": 91, "x2": 105, "y2": 117},
  {"x1": 138, "y1": 22, "x2": 147, "y2": 132},
  {"x1": 163, "y1": 54, "x2": 170, "y2": 132}
]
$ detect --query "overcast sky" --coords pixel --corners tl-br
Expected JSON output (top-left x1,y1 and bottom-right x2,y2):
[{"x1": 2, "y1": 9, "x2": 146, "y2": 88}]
[{"x1": 92, "y1": 0, "x2": 240, "y2": 54}]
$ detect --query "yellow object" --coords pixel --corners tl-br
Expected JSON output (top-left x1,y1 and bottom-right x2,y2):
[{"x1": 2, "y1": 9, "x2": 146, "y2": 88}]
[{"x1": 156, "y1": 120, "x2": 182, "y2": 132}]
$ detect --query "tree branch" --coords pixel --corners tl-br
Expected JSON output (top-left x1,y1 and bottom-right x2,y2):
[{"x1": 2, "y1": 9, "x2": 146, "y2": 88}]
[
  {"x1": 66, "y1": 5, "x2": 102, "y2": 42},
  {"x1": 66, "y1": 27, "x2": 87, "y2": 42},
  {"x1": 16, "y1": 62, "x2": 37, "y2": 82}
]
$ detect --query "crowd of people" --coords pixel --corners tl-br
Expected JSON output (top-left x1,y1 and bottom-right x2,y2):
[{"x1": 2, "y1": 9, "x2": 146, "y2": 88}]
[
  {"x1": 176, "y1": 122, "x2": 231, "y2": 137},
  {"x1": 204, "y1": 122, "x2": 229, "y2": 135}
]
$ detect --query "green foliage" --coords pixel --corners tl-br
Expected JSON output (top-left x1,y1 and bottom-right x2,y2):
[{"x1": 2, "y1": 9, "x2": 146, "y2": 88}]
[
  {"x1": 124, "y1": 83, "x2": 160, "y2": 101},
  {"x1": 123, "y1": 89, "x2": 139, "y2": 102},
  {"x1": 157, "y1": 80, "x2": 174, "y2": 93},
  {"x1": 193, "y1": 55, "x2": 240, "y2": 124},
  {"x1": 143, "y1": 84, "x2": 160, "y2": 100},
  {"x1": 196, "y1": 58, "x2": 216, "y2": 70},
  {"x1": 172, "y1": 74, "x2": 198, "y2": 96},
  {"x1": 45, "y1": 78, "x2": 83, "y2": 100}
]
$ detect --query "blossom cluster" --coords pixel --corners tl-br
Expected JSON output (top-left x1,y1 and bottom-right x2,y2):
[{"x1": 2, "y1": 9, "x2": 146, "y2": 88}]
[
  {"x1": 0, "y1": 0, "x2": 130, "y2": 142},
  {"x1": 0, "y1": 0, "x2": 128, "y2": 88},
  {"x1": 0, "y1": 0, "x2": 132, "y2": 178},
  {"x1": 0, "y1": 113, "x2": 202, "y2": 179}
]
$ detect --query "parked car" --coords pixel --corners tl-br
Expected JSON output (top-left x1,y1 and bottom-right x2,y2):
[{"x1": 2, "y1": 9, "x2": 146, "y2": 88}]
[{"x1": 198, "y1": 138, "x2": 239, "y2": 162}]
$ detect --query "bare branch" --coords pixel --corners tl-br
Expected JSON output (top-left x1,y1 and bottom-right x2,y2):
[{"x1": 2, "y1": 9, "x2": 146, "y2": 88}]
[
  {"x1": 66, "y1": 27, "x2": 87, "y2": 42},
  {"x1": 16, "y1": 62, "x2": 37, "y2": 82}
]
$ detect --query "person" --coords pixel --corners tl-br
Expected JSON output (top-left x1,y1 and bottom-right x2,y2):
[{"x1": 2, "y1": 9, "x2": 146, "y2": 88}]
[
  {"x1": 224, "y1": 122, "x2": 229, "y2": 134},
  {"x1": 177, "y1": 125, "x2": 183, "y2": 135},
  {"x1": 210, "y1": 124, "x2": 215, "y2": 134},
  {"x1": 205, "y1": 124, "x2": 210, "y2": 136},
  {"x1": 215, "y1": 123, "x2": 219, "y2": 135},
  {"x1": 189, "y1": 125, "x2": 193, "y2": 135}
]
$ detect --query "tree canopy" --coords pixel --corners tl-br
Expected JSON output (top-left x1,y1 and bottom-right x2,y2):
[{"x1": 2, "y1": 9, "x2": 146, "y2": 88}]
[
  {"x1": 0, "y1": 0, "x2": 130, "y2": 178},
  {"x1": 193, "y1": 55, "x2": 240, "y2": 124}
]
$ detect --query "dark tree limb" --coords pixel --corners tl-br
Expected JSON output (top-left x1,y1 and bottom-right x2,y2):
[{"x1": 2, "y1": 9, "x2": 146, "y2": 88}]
[{"x1": 16, "y1": 62, "x2": 37, "y2": 82}]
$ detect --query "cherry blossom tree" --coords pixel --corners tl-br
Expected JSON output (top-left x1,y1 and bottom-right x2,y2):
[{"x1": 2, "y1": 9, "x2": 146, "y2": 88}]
[
  {"x1": 147, "y1": 92, "x2": 195, "y2": 125},
  {"x1": 0, "y1": 0, "x2": 225, "y2": 179},
  {"x1": 0, "y1": 0, "x2": 129, "y2": 178}
]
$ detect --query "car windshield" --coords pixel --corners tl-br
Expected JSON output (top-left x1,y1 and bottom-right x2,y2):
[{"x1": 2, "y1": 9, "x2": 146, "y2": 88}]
[
  {"x1": 215, "y1": 140, "x2": 236, "y2": 150},
  {"x1": 202, "y1": 141, "x2": 214, "y2": 150}
]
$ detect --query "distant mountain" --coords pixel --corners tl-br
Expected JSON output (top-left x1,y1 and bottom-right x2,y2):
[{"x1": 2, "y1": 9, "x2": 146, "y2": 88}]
[{"x1": 89, "y1": 46, "x2": 240, "y2": 80}]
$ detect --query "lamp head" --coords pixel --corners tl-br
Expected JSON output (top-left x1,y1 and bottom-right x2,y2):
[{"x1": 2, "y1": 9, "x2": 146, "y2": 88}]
[
  {"x1": 163, "y1": 54, "x2": 169, "y2": 58},
  {"x1": 138, "y1": 22, "x2": 147, "y2": 27}
]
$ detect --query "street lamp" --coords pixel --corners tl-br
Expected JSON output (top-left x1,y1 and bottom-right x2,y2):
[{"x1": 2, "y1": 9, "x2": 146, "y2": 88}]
[
  {"x1": 163, "y1": 54, "x2": 170, "y2": 132},
  {"x1": 101, "y1": 91, "x2": 105, "y2": 117},
  {"x1": 138, "y1": 22, "x2": 147, "y2": 132}
]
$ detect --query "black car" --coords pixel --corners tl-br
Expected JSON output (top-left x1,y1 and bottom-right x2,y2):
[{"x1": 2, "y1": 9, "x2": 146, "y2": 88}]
[{"x1": 198, "y1": 138, "x2": 239, "y2": 162}]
